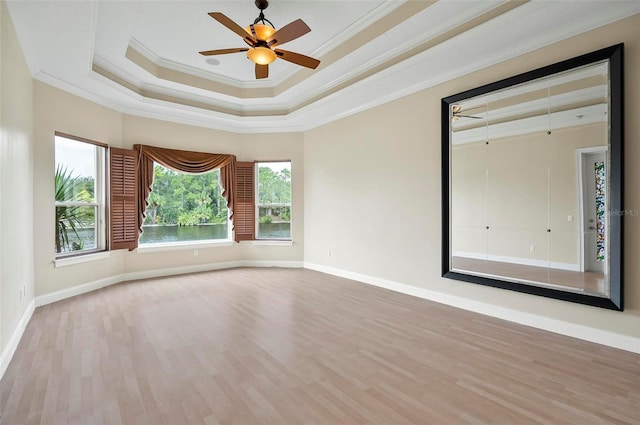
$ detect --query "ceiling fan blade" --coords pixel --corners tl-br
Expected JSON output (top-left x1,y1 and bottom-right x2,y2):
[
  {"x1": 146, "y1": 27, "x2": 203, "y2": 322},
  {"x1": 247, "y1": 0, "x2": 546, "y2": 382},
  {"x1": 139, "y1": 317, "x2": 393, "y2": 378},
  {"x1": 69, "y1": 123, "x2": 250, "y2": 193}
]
[
  {"x1": 208, "y1": 12, "x2": 256, "y2": 45},
  {"x1": 199, "y1": 48, "x2": 249, "y2": 56},
  {"x1": 255, "y1": 64, "x2": 269, "y2": 79},
  {"x1": 274, "y1": 49, "x2": 320, "y2": 69},
  {"x1": 266, "y1": 19, "x2": 310, "y2": 47}
]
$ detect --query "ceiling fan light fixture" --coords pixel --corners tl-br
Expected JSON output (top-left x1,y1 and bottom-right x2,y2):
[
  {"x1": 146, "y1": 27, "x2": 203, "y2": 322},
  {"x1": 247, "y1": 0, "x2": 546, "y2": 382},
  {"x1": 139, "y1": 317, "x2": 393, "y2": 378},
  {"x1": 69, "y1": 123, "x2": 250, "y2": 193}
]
[
  {"x1": 246, "y1": 24, "x2": 276, "y2": 41},
  {"x1": 247, "y1": 46, "x2": 276, "y2": 65}
]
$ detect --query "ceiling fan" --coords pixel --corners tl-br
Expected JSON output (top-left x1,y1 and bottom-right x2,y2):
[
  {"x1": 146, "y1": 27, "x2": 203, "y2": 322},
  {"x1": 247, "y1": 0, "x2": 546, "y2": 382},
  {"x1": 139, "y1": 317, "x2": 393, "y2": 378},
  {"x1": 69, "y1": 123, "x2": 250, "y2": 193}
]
[
  {"x1": 452, "y1": 105, "x2": 483, "y2": 121},
  {"x1": 199, "y1": 0, "x2": 321, "y2": 79}
]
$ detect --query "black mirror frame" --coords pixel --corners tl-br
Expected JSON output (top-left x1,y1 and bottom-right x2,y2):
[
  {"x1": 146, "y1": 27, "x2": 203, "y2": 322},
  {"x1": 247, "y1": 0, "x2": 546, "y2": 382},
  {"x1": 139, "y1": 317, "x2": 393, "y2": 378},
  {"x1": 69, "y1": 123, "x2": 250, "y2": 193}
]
[{"x1": 441, "y1": 44, "x2": 623, "y2": 311}]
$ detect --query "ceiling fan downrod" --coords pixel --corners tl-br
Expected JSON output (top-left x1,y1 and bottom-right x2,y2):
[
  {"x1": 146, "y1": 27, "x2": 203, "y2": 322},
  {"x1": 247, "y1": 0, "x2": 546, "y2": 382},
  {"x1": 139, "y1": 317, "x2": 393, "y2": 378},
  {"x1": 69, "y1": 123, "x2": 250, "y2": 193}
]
[{"x1": 254, "y1": 0, "x2": 275, "y2": 28}]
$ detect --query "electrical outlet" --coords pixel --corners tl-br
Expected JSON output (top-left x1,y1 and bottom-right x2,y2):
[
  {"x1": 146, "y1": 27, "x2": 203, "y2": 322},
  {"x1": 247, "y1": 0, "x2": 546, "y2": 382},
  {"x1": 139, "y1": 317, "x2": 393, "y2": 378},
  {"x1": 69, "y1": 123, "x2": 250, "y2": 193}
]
[
  {"x1": 568, "y1": 215, "x2": 573, "y2": 222},
  {"x1": 327, "y1": 249, "x2": 332, "y2": 257},
  {"x1": 529, "y1": 245, "x2": 535, "y2": 253},
  {"x1": 194, "y1": 249, "x2": 199, "y2": 256}
]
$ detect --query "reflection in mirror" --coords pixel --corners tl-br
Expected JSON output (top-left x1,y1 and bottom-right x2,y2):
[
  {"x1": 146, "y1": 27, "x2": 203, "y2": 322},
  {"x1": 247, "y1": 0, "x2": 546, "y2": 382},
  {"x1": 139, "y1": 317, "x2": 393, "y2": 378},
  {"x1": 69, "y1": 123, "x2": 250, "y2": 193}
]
[{"x1": 442, "y1": 45, "x2": 623, "y2": 310}]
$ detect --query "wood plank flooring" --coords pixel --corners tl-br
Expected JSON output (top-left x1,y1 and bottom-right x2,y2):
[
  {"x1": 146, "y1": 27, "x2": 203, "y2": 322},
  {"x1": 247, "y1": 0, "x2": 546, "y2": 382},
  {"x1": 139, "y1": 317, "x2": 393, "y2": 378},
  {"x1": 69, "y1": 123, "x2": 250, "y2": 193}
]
[{"x1": 1, "y1": 268, "x2": 638, "y2": 424}]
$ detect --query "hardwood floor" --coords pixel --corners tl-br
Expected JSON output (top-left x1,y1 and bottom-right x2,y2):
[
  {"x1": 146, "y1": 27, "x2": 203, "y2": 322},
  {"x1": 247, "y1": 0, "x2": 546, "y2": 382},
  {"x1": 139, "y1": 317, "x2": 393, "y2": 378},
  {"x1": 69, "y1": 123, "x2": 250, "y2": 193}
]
[{"x1": 1, "y1": 268, "x2": 638, "y2": 424}]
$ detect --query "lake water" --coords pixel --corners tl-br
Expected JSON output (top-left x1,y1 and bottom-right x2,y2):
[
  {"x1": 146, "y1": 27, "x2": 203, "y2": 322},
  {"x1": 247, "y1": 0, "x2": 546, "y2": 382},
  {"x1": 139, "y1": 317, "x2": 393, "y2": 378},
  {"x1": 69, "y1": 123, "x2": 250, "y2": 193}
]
[
  {"x1": 72, "y1": 223, "x2": 291, "y2": 248},
  {"x1": 140, "y1": 222, "x2": 291, "y2": 244},
  {"x1": 256, "y1": 222, "x2": 291, "y2": 239},
  {"x1": 140, "y1": 223, "x2": 229, "y2": 244}
]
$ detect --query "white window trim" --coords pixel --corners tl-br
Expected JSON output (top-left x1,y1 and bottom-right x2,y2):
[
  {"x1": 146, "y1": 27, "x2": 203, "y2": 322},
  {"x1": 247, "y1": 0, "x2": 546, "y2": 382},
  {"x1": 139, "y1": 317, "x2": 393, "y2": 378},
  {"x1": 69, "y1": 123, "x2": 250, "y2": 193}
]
[
  {"x1": 54, "y1": 251, "x2": 110, "y2": 267},
  {"x1": 250, "y1": 240, "x2": 293, "y2": 246},
  {"x1": 55, "y1": 136, "x2": 106, "y2": 259},
  {"x1": 136, "y1": 239, "x2": 233, "y2": 253}
]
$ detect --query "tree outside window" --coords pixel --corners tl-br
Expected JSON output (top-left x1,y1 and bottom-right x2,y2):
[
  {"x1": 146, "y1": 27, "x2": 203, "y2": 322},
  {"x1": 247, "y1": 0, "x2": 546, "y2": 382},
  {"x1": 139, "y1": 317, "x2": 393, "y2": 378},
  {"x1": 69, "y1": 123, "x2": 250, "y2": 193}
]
[{"x1": 257, "y1": 161, "x2": 291, "y2": 239}]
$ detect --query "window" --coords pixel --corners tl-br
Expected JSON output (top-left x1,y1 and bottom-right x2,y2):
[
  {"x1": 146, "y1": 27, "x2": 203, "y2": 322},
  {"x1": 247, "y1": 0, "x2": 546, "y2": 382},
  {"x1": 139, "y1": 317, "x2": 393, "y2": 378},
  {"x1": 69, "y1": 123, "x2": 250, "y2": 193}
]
[
  {"x1": 139, "y1": 163, "x2": 229, "y2": 244},
  {"x1": 54, "y1": 133, "x2": 106, "y2": 257},
  {"x1": 256, "y1": 161, "x2": 291, "y2": 239}
]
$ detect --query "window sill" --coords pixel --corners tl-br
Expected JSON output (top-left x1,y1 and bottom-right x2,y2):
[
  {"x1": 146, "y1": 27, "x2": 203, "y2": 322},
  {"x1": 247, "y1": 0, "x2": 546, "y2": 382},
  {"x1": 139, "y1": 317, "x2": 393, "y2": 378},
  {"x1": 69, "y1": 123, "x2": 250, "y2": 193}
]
[
  {"x1": 55, "y1": 251, "x2": 110, "y2": 268},
  {"x1": 136, "y1": 240, "x2": 233, "y2": 253},
  {"x1": 250, "y1": 240, "x2": 294, "y2": 246}
]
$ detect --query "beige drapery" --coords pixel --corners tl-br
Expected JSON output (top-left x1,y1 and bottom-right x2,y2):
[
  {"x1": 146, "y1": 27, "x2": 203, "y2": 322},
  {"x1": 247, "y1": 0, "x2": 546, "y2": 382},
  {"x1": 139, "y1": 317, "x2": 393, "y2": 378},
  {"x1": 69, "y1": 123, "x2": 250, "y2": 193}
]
[{"x1": 133, "y1": 144, "x2": 236, "y2": 234}]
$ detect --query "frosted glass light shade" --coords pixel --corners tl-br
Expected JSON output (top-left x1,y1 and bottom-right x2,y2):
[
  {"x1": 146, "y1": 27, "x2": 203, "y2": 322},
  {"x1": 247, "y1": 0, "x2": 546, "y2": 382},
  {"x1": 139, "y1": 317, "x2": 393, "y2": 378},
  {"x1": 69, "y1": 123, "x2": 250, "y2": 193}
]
[
  {"x1": 247, "y1": 47, "x2": 276, "y2": 65},
  {"x1": 246, "y1": 24, "x2": 276, "y2": 41}
]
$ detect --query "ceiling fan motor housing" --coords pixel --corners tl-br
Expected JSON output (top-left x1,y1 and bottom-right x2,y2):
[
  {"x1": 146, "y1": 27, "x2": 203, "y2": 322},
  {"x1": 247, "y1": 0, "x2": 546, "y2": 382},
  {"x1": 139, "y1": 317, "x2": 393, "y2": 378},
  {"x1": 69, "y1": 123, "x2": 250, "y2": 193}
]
[{"x1": 255, "y1": 0, "x2": 269, "y2": 11}]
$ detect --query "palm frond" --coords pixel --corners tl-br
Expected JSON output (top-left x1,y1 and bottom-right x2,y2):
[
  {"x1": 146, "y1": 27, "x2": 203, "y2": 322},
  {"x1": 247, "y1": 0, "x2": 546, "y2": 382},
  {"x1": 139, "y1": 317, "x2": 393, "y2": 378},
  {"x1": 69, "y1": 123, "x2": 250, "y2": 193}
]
[{"x1": 55, "y1": 165, "x2": 86, "y2": 253}]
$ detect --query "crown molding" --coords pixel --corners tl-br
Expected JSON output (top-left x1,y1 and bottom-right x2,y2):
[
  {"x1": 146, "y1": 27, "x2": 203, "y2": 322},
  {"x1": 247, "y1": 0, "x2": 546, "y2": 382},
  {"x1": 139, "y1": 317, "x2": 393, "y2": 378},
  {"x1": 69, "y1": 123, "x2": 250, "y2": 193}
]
[{"x1": 15, "y1": 1, "x2": 640, "y2": 134}]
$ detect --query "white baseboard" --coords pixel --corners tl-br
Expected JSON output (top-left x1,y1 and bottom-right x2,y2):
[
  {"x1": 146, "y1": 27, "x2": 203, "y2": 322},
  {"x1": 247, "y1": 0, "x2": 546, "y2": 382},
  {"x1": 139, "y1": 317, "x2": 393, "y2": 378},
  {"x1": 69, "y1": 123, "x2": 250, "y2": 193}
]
[
  {"x1": 453, "y1": 251, "x2": 581, "y2": 272},
  {"x1": 35, "y1": 274, "x2": 125, "y2": 307},
  {"x1": 35, "y1": 260, "x2": 304, "y2": 307},
  {"x1": 241, "y1": 260, "x2": 303, "y2": 268},
  {"x1": 122, "y1": 261, "x2": 244, "y2": 283},
  {"x1": 0, "y1": 299, "x2": 35, "y2": 379},
  {"x1": 303, "y1": 262, "x2": 640, "y2": 354}
]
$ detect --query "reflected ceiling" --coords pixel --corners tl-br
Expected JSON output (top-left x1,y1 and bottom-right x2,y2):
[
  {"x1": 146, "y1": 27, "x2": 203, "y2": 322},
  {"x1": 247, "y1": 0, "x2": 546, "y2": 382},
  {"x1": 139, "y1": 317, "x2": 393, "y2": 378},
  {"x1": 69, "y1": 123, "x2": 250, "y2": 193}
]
[{"x1": 452, "y1": 62, "x2": 610, "y2": 144}]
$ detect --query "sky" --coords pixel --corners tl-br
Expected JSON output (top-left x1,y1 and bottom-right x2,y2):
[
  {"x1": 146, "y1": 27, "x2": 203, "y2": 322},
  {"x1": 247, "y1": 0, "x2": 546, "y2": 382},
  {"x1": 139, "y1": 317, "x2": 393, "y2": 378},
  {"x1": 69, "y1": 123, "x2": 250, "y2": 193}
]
[
  {"x1": 55, "y1": 136, "x2": 95, "y2": 177},
  {"x1": 260, "y1": 161, "x2": 290, "y2": 173}
]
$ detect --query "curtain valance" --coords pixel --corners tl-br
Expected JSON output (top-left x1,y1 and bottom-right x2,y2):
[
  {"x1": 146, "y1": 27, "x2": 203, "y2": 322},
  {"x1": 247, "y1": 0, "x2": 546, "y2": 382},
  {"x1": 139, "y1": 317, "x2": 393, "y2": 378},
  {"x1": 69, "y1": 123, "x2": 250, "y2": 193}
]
[{"x1": 134, "y1": 144, "x2": 237, "y2": 234}]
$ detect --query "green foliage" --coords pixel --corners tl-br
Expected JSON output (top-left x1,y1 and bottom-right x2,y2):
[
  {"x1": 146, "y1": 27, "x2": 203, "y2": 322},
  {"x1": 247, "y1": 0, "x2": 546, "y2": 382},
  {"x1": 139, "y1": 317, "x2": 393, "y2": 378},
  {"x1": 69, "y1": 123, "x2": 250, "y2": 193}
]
[
  {"x1": 55, "y1": 165, "x2": 90, "y2": 253},
  {"x1": 145, "y1": 165, "x2": 228, "y2": 226},
  {"x1": 258, "y1": 165, "x2": 291, "y2": 205},
  {"x1": 259, "y1": 215, "x2": 273, "y2": 224}
]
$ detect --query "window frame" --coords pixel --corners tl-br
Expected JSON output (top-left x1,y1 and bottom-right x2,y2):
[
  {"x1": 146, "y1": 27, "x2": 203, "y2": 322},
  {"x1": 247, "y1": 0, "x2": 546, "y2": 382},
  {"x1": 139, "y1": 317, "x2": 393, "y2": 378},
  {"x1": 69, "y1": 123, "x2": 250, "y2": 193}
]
[
  {"x1": 254, "y1": 160, "x2": 292, "y2": 241},
  {"x1": 137, "y1": 164, "x2": 232, "y2": 247},
  {"x1": 54, "y1": 132, "x2": 108, "y2": 259}
]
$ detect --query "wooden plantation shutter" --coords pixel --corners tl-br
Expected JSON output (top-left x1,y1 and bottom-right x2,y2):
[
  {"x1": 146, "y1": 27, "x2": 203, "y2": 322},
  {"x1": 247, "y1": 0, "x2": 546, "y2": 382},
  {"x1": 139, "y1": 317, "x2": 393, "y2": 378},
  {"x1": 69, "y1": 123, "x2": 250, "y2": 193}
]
[
  {"x1": 234, "y1": 161, "x2": 255, "y2": 242},
  {"x1": 110, "y1": 148, "x2": 138, "y2": 250}
]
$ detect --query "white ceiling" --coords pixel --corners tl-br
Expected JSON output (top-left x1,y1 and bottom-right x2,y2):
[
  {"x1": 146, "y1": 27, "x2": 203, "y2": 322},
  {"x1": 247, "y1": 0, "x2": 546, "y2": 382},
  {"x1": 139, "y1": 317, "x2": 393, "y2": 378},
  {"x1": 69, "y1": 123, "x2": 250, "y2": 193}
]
[
  {"x1": 5, "y1": 0, "x2": 639, "y2": 133},
  {"x1": 123, "y1": 1, "x2": 388, "y2": 83}
]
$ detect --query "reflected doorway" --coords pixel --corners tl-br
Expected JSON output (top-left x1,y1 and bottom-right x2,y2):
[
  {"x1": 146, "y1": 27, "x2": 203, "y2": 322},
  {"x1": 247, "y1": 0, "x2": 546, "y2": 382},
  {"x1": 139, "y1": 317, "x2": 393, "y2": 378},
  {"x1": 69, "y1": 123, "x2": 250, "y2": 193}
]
[{"x1": 579, "y1": 148, "x2": 607, "y2": 274}]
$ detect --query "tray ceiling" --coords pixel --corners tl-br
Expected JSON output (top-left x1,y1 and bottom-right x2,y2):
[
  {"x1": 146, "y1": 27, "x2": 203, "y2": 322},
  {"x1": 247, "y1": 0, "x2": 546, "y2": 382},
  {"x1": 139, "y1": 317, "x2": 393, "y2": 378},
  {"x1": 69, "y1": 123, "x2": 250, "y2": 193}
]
[{"x1": 5, "y1": 0, "x2": 639, "y2": 133}]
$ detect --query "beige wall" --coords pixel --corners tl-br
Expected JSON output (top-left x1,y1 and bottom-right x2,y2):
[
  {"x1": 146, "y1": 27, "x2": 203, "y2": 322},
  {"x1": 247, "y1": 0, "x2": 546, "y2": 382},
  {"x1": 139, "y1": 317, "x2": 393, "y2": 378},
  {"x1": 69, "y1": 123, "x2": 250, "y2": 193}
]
[
  {"x1": 1, "y1": 0, "x2": 34, "y2": 353},
  {"x1": 32, "y1": 92, "x2": 304, "y2": 294},
  {"x1": 33, "y1": 82, "x2": 126, "y2": 296},
  {"x1": 452, "y1": 122, "x2": 606, "y2": 267},
  {"x1": 304, "y1": 15, "x2": 640, "y2": 338}
]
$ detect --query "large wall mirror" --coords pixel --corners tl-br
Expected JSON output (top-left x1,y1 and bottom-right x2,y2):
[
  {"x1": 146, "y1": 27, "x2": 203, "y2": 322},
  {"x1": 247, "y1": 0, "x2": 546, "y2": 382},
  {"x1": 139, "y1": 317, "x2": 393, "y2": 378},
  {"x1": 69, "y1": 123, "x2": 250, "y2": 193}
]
[{"x1": 441, "y1": 44, "x2": 623, "y2": 310}]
